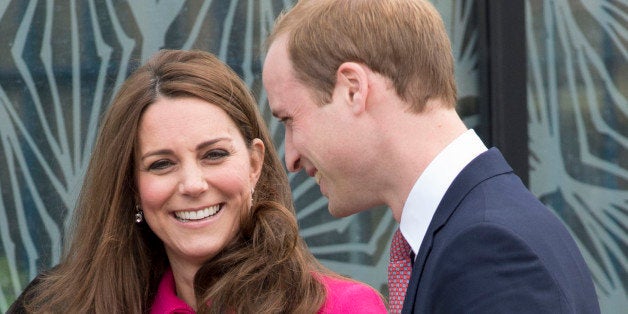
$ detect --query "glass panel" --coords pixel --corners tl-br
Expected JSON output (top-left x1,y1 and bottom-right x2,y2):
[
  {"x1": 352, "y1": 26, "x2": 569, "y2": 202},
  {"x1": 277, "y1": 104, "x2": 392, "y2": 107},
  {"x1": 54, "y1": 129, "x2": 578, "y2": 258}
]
[
  {"x1": 526, "y1": 0, "x2": 628, "y2": 311},
  {"x1": 0, "y1": 0, "x2": 480, "y2": 310}
]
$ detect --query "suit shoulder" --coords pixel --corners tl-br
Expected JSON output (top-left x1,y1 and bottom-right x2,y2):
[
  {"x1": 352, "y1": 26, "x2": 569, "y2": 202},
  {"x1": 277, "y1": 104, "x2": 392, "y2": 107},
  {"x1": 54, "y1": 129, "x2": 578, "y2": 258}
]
[{"x1": 423, "y1": 223, "x2": 599, "y2": 313}]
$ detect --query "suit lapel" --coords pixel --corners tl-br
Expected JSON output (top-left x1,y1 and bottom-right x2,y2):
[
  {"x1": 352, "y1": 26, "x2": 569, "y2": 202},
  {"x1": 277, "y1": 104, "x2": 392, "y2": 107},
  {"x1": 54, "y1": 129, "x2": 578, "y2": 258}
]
[{"x1": 401, "y1": 148, "x2": 513, "y2": 313}]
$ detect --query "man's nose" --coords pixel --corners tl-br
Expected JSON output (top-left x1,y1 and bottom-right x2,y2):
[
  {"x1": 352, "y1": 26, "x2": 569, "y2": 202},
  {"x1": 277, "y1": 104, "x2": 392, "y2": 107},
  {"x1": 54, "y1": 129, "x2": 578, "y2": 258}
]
[{"x1": 284, "y1": 132, "x2": 302, "y2": 172}]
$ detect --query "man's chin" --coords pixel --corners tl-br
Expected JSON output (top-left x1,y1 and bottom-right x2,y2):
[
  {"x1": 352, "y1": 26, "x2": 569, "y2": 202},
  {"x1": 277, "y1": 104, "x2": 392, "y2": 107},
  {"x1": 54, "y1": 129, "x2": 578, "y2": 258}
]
[{"x1": 327, "y1": 201, "x2": 364, "y2": 218}]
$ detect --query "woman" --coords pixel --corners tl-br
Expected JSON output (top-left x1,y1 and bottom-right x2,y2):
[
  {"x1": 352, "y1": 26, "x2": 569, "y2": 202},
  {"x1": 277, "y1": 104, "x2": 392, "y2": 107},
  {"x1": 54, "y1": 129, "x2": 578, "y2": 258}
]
[{"x1": 9, "y1": 50, "x2": 386, "y2": 313}]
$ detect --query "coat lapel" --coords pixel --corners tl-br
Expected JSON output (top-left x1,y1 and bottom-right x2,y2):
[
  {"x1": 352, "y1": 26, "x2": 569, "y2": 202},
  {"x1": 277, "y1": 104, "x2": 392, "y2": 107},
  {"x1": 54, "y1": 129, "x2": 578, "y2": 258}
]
[{"x1": 401, "y1": 148, "x2": 513, "y2": 313}]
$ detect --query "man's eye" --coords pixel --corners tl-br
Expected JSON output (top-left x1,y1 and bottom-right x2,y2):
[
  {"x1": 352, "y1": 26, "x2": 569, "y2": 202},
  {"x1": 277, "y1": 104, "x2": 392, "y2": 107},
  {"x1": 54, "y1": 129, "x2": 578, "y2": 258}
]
[
  {"x1": 148, "y1": 159, "x2": 174, "y2": 171},
  {"x1": 204, "y1": 149, "x2": 229, "y2": 160},
  {"x1": 279, "y1": 117, "x2": 292, "y2": 127}
]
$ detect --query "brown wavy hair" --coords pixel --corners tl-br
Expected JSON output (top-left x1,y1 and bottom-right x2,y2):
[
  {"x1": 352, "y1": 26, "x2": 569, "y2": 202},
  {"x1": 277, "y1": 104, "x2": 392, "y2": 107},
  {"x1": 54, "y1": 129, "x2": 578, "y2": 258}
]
[
  {"x1": 22, "y1": 49, "x2": 328, "y2": 313},
  {"x1": 266, "y1": 0, "x2": 457, "y2": 111}
]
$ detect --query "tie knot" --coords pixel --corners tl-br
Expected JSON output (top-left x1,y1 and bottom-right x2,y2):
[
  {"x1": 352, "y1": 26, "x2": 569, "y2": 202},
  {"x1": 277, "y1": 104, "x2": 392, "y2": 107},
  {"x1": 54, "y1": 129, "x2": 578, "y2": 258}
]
[{"x1": 390, "y1": 229, "x2": 411, "y2": 262}]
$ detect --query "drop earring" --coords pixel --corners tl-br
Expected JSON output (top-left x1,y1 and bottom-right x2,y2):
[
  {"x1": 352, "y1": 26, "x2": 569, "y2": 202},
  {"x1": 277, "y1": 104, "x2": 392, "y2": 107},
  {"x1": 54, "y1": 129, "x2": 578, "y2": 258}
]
[{"x1": 135, "y1": 205, "x2": 144, "y2": 224}]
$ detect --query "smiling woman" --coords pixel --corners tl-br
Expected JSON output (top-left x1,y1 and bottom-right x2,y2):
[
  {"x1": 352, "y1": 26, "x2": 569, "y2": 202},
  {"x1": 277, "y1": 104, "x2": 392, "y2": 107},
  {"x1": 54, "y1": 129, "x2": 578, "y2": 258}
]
[
  {"x1": 7, "y1": 50, "x2": 386, "y2": 313},
  {"x1": 136, "y1": 97, "x2": 264, "y2": 303}
]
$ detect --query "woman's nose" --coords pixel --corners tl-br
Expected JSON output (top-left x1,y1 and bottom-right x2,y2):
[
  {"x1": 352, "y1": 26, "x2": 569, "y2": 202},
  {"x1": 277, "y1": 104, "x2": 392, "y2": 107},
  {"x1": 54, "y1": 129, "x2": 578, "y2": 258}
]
[{"x1": 178, "y1": 165, "x2": 209, "y2": 196}]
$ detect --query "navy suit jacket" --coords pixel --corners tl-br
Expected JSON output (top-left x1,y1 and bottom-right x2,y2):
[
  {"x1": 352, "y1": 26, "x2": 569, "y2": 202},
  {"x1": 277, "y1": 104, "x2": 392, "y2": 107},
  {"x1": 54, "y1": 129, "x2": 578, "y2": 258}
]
[{"x1": 402, "y1": 148, "x2": 599, "y2": 313}]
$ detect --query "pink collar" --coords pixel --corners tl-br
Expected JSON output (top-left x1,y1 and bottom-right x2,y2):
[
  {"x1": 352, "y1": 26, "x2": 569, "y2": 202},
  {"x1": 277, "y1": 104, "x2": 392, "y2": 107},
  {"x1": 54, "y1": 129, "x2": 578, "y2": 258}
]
[{"x1": 150, "y1": 268, "x2": 195, "y2": 314}]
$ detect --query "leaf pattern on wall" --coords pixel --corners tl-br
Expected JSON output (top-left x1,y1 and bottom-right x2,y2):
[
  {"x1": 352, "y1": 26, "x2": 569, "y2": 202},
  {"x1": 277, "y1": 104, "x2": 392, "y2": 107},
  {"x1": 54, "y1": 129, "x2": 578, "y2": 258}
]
[
  {"x1": 526, "y1": 0, "x2": 627, "y2": 311},
  {"x1": 0, "y1": 0, "x2": 481, "y2": 310}
]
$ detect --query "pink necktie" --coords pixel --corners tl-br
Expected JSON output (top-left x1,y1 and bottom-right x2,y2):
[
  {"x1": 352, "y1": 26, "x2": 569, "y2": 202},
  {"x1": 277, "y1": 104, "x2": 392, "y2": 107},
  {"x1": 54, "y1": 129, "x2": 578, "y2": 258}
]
[{"x1": 388, "y1": 229, "x2": 412, "y2": 313}]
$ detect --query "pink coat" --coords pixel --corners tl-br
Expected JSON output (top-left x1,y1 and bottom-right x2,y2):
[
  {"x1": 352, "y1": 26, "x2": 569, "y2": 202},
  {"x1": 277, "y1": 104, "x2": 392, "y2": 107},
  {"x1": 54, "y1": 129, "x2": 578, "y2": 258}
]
[{"x1": 150, "y1": 268, "x2": 387, "y2": 313}]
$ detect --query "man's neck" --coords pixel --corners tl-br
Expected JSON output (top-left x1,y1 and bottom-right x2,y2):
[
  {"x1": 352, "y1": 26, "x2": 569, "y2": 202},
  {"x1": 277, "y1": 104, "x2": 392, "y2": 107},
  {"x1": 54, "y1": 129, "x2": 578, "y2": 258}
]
[{"x1": 374, "y1": 103, "x2": 467, "y2": 221}]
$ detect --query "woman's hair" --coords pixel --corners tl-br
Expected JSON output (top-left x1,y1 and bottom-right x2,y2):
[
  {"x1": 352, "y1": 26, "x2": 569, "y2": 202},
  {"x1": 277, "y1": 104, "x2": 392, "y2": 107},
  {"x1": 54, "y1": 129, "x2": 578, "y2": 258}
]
[
  {"x1": 23, "y1": 49, "x2": 327, "y2": 313},
  {"x1": 266, "y1": 0, "x2": 457, "y2": 111}
]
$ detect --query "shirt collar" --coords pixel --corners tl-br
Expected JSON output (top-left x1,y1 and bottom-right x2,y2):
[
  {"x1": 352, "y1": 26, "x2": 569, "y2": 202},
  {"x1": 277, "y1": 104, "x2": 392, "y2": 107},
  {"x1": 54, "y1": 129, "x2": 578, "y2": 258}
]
[{"x1": 399, "y1": 129, "x2": 487, "y2": 256}]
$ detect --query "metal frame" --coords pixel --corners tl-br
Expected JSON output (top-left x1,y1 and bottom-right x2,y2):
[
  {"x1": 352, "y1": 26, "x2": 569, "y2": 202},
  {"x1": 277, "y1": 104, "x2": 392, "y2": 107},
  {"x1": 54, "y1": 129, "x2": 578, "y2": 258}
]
[{"x1": 477, "y1": 0, "x2": 528, "y2": 185}]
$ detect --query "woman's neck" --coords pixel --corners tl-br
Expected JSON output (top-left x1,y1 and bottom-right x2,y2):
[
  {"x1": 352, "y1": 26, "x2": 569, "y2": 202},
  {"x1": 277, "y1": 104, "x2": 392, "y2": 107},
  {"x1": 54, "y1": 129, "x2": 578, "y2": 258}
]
[{"x1": 169, "y1": 259, "x2": 202, "y2": 310}]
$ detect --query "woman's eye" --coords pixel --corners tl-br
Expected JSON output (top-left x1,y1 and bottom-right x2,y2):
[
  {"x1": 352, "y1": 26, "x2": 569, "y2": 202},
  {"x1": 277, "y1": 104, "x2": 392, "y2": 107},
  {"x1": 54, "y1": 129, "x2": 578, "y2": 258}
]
[
  {"x1": 148, "y1": 159, "x2": 174, "y2": 171},
  {"x1": 204, "y1": 149, "x2": 229, "y2": 160}
]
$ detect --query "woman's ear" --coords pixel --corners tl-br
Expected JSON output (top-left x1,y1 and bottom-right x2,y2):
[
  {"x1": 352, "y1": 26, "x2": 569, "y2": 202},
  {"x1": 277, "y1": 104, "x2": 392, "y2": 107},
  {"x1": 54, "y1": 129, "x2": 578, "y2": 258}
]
[
  {"x1": 249, "y1": 138, "x2": 265, "y2": 186},
  {"x1": 335, "y1": 62, "x2": 369, "y2": 115}
]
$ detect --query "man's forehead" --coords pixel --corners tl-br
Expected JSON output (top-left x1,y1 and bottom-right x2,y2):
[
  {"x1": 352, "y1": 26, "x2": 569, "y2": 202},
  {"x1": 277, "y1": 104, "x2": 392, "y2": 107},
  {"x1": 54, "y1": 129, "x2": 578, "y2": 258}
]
[{"x1": 262, "y1": 42, "x2": 291, "y2": 86}]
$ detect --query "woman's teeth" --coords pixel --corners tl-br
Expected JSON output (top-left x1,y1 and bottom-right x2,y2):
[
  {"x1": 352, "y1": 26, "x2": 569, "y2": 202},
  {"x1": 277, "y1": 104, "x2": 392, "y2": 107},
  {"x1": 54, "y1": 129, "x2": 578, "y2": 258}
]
[{"x1": 175, "y1": 205, "x2": 221, "y2": 221}]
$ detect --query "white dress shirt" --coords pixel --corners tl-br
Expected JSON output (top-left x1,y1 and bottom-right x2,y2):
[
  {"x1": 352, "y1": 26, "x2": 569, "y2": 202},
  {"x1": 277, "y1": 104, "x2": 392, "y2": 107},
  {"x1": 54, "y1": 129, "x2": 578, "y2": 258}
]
[{"x1": 399, "y1": 129, "x2": 488, "y2": 258}]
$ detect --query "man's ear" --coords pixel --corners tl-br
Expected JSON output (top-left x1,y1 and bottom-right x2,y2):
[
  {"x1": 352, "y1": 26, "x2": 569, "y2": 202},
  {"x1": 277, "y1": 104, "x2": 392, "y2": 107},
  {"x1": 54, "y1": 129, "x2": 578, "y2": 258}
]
[{"x1": 336, "y1": 62, "x2": 369, "y2": 115}]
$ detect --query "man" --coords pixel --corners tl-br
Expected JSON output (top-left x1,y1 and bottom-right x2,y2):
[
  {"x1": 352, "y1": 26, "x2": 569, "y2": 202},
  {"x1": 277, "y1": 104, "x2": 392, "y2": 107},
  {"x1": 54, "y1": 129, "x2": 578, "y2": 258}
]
[{"x1": 262, "y1": 0, "x2": 599, "y2": 313}]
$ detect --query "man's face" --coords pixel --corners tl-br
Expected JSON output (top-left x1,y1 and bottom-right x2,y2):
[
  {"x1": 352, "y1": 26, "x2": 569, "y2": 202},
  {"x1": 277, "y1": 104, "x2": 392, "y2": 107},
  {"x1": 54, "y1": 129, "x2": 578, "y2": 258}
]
[{"x1": 262, "y1": 36, "x2": 372, "y2": 217}]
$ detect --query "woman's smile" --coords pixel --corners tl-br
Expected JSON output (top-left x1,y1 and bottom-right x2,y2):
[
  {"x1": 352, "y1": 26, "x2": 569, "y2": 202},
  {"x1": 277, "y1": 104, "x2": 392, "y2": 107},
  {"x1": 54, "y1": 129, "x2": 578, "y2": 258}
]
[{"x1": 173, "y1": 204, "x2": 223, "y2": 222}]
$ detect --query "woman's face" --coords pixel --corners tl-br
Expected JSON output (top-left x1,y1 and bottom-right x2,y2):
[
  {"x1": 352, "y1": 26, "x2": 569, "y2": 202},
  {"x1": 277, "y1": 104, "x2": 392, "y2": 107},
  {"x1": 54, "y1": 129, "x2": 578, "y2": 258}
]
[{"x1": 136, "y1": 96, "x2": 263, "y2": 268}]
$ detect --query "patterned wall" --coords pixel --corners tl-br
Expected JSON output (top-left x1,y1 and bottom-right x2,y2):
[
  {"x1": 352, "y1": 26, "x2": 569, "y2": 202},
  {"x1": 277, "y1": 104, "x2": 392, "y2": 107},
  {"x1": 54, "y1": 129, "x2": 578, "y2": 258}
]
[
  {"x1": 5, "y1": 0, "x2": 624, "y2": 312},
  {"x1": 0, "y1": 1, "x2": 482, "y2": 310},
  {"x1": 526, "y1": 0, "x2": 627, "y2": 311}
]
